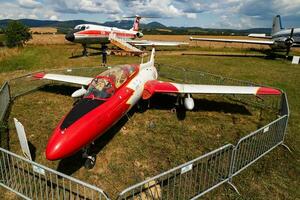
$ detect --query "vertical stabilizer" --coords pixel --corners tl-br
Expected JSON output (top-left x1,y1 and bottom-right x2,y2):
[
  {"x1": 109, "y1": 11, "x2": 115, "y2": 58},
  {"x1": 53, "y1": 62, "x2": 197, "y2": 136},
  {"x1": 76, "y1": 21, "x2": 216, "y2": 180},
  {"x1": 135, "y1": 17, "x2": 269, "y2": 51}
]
[
  {"x1": 130, "y1": 15, "x2": 141, "y2": 31},
  {"x1": 272, "y1": 15, "x2": 283, "y2": 35},
  {"x1": 140, "y1": 48, "x2": 155, "y2": 69},
  {"x1": 149, "y1": 48, "x2": 155, "y2": 64}
]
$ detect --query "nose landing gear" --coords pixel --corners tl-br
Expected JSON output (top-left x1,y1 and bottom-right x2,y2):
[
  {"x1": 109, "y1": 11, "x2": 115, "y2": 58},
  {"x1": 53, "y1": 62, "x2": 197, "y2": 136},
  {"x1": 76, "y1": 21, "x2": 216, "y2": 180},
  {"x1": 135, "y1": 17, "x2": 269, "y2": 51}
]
[
  {"x1": 84, "y1": 155, "x2": 96, "y2": 169},
  {"x1": 82, "y1": 144, "x2": 96, "y2": 169}
]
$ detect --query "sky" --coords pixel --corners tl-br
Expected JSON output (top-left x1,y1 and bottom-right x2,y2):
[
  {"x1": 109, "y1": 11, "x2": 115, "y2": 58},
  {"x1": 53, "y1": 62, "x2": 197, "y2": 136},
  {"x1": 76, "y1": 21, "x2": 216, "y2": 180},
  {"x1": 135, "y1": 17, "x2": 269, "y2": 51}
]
[{"x1": 0, "y1": 0, "x2": 300, "y2": 29}]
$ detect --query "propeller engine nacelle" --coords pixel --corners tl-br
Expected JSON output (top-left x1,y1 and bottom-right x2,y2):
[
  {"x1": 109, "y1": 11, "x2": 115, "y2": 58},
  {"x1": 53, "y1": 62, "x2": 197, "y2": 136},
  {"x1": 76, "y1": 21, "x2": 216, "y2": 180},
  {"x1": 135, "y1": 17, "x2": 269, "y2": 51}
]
[
  {"x1": 184, "y1": 94, "x2": 194, "y2": 110},
  {"x1": 71, "y1": 86, "x2": 87, "y2": 98},
  {"x1": 285, "y1": 37, "x2": 294, "y2": 47},
  {"x1": 136, "y1": 32, "x2": 143, "y2": 38}
]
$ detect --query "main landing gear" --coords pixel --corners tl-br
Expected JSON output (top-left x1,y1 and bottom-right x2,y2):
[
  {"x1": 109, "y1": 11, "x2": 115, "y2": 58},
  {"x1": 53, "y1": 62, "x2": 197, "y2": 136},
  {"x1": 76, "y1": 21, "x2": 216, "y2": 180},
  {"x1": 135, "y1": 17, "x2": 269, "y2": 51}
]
[
  {"x1": 81, "y1": 44, "x2": 108, "y2": 65},
  {"x1": 82, "y1": 144, "x2": 96, "y2": 169},
  {"x1": 82, "y1": 44, "x2": 88, "y2": 56},
  {"x1": 101, "y1": 44, "x2": 108, "y2": 65}
]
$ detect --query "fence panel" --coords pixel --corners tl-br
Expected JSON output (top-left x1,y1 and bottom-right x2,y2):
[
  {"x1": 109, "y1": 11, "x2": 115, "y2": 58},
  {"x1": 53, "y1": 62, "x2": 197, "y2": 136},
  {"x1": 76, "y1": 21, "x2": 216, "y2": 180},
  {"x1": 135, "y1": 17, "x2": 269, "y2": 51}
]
[
  {"x1": 0, "y1": 82, "x2": 10, "y2": 121},
  {"x1": 0, "y1": 147, "x2": 110, "y2": 200},
  {"x1": 231, "y1": 115, "x2": 288, "y2": 176},
  {"x1": 280, "y1": 93, "x2": 289, "y2": 116},
  {"x1": 118, "y1": 144, "x2": 234, "y2": 200}
]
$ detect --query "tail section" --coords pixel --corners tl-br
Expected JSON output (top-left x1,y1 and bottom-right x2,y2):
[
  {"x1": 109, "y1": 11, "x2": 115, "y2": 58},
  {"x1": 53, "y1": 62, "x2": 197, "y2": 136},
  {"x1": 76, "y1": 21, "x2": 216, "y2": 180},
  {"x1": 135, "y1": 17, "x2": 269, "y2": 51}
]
[
  {"x1": 272, "y1": 15, "x2": 283, "y2": 35},
  {"x1": 140, "y1": 48, "x2": 155, "y2": 69},
  {"x1": 149, "y1": 48, "x2": 155, "y2": 64},
  {"x1": 130, "y1": 15, "x2": 141, "y2": 31}
]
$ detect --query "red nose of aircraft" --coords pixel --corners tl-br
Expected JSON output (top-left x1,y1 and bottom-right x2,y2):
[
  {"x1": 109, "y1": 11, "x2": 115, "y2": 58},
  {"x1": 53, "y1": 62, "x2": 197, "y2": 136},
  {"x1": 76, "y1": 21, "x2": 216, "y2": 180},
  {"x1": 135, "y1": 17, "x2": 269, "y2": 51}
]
[{"x1": 45, "y1": 99, "x2": 108, "y2": 160}]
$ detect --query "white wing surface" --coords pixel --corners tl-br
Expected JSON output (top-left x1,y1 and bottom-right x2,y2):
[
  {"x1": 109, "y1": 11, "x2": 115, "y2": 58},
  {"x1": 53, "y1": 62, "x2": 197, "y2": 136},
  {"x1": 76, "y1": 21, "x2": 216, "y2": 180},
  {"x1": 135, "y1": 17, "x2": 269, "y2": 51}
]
[
  {"x1": 33, "y1": 73, "x2": 93, "y2": 86},
  {"x1": 190, "y1": 37, "x2": 274, "y2": 45},
  {"x1": 142, "y1": 80, "x2": 281, "y2": 99},
  {"x1": 129, "y1": 40, "x2": 188, "y2": 46}
]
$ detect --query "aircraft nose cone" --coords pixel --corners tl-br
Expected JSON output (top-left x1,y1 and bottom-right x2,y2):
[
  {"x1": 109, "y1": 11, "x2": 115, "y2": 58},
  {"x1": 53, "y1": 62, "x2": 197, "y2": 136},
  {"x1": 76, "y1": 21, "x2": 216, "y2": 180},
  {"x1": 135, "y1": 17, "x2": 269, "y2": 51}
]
[
  {"x1": 65, "y1": 32, "x2": 75, "y2": 42},
  {"x1": 46, "y1": 142, "x2": 62, "y2": 160},
  {"x1": 45, "y1": 128, "x2": 69, "y2": 161}
]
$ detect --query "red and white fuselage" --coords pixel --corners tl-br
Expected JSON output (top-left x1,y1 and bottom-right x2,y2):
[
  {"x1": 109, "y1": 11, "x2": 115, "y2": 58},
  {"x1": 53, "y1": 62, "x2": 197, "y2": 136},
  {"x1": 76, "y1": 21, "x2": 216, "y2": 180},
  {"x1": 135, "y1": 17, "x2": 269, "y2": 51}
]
[
  {"x1": 45, "y1": 52, "x2": 156, "y2": 160},
  {"x1": 65, "y1": 16, "x2": 143, "y2": 44}
]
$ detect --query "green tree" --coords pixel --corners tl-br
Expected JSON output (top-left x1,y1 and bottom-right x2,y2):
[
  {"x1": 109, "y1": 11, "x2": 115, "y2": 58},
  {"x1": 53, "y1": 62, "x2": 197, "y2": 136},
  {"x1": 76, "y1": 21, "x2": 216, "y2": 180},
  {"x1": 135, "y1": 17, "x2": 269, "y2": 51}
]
[{"x1": 4, "y1": 21, "x2": 32, "y2": 47}]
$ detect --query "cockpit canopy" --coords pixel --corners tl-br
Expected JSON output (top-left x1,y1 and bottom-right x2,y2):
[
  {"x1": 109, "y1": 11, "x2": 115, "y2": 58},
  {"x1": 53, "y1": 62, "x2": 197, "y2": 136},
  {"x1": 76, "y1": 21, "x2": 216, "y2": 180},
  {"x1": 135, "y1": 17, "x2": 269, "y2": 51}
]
[
  {"x1": 74, "y1": 25, "x2": 90, "y2": 31},
  {"x1": 84, "y1": 65, "x2": 137, "y2": 100}
]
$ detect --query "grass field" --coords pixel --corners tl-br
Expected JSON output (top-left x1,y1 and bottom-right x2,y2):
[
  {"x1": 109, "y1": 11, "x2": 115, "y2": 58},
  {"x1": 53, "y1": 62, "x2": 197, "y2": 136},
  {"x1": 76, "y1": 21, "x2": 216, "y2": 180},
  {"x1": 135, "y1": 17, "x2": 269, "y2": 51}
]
[
  {"x1": 24, "y1": 33, "x2": 300, "y2": 51},
  {"x1": 0, "y1": 36, "x2": 299, "y2": 199},
  {"x1": 30, "y1": 27, "x2": 57, "y2": 34}
]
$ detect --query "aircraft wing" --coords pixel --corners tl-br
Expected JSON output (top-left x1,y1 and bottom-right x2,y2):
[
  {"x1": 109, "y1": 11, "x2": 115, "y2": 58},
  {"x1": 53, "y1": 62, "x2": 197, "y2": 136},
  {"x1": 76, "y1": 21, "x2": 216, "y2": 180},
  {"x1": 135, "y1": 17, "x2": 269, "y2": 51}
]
[
  {"x1": 33, "y1": 73, "x2": 93, "y2": 86},
  {"x1": 129, "y1": 40, "x2": 189, "y2": 46},
  {"x1": 142, "y1": 80, "x2": 281, "y2": 99},
  {"x1": 190, "y1": 37, "x2": 274, "y2": 45},
  {"x1": 248, "y1": 34, "x2": 272, "y2": 39}
]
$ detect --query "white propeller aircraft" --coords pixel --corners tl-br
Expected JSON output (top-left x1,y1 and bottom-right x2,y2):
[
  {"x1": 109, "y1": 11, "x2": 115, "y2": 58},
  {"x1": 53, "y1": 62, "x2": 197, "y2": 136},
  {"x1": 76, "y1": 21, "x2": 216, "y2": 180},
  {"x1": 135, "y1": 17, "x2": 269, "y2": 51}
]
[
  {"x1": 65, "y1": 15, "x2": 188, "y2": 62},
  {"x1": 34, "y1": 48, "x2": 281, "y2": 168},
  {"x1": 190, "y1": 15, "x2": 300, "y2": 57}
]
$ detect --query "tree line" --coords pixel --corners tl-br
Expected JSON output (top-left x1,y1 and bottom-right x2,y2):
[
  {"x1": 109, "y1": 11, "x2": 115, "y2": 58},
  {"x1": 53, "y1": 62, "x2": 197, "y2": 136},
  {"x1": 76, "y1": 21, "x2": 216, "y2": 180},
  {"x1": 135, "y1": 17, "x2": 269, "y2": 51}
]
[{"x1": 0, "y1": 21, "x2": 32, "y2": 47}]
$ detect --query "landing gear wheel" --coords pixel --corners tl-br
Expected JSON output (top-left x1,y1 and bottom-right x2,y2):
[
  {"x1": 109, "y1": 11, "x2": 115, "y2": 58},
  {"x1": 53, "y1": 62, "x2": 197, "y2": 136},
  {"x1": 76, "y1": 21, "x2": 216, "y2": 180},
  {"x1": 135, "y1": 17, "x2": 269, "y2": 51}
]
[
  {"x1": 84, "y1": 155, "x2": 96, "y2": 169},
  {"x1": 82, "y1": 49, "x2": 88, "y2": 56}
]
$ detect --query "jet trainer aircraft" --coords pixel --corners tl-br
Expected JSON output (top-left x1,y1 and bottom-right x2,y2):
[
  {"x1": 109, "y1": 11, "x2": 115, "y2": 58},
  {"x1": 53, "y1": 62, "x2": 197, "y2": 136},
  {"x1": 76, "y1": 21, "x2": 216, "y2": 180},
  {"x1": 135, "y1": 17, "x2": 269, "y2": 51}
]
[
  {"x1": 34, "y1": 49, "x2": 281, "y2": 169},
  {"x1": 65, "y1": 15, "x2": 188, "y2": 62},
  {"x1": 190, "y1": 15, "x2": 300, "y2": 56}
]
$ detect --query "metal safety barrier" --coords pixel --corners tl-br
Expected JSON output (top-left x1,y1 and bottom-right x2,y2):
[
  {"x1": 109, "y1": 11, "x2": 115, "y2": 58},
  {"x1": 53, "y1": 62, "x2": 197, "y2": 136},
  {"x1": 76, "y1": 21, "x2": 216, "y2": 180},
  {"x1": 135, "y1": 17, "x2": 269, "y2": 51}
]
[
  {"x1": 0, "y1": 147, "x2": 110, "y2": 200},
  {"x1": 118, "y1": 145, "x2": 234, "y2": 200},
  {"x1": 231, "y1": 115, "x2": 288, "y2": 177},
  {"x1": 0, "y1": 82, "x2": 10, "y2": 121},
  {"x1": 117, "y1": 67, "x2": 289, "y2": 199}
]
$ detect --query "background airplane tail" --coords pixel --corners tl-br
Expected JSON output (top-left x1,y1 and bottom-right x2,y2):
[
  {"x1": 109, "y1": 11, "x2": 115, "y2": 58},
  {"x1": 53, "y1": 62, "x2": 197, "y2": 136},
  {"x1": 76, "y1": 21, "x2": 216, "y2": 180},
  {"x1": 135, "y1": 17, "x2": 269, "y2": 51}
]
[
  {"x1": 130, "y1": 16, "x2": 141, "y2": 31},
  {"x1": 272, "y1": 15, "x2": 283, "y2": 35},
  {"x1": 149, "y1": 48, "x2": 155, "y2": 64}
]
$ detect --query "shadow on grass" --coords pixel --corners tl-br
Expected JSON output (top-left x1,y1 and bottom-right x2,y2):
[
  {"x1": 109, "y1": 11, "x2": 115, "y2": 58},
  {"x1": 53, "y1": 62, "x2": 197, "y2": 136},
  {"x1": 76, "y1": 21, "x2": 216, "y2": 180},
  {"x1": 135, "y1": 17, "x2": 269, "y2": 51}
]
[
  {"x1": 150, "y1": 94, "x2": 251, "y2": 115},
  {"x1": 69, "y1": 52, "x2": 102, "y2": 59},
  {"x1": 39, "y1": 84, "x2": 80, "y2": 96}
]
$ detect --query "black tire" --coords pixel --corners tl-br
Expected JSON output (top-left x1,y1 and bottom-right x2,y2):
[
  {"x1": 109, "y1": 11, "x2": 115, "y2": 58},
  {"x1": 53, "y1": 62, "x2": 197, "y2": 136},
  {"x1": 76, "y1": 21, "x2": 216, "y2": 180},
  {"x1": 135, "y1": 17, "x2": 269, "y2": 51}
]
[{"x1": 84, "y1": 156, "x2": 96, "y2": 169}]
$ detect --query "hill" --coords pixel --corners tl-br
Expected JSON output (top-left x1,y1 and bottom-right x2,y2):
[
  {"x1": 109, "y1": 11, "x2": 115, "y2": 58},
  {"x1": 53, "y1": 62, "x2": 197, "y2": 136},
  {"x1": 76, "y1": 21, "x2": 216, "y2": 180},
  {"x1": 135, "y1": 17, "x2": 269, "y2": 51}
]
[{"x1": 0, "y1": 18, "x2": 271, "y2": 36}]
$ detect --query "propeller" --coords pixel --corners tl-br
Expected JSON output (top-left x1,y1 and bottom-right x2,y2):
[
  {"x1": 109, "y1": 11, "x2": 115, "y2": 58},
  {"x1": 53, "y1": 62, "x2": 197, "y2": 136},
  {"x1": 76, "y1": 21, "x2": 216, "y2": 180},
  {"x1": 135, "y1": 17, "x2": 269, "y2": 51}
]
[{"x1": 285, "y1": 28, "x2": 294, "y2": 57}]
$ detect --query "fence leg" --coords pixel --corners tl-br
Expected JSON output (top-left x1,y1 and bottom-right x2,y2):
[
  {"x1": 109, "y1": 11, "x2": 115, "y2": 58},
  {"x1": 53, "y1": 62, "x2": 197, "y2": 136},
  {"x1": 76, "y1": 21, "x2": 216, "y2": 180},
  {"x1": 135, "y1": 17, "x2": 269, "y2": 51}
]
[
  {"x1": 280, "y1": 143, "x2": 292, "y2": 153},
  {"x1": 227, "y1": 181, "x2": 240, "y2": 196}
]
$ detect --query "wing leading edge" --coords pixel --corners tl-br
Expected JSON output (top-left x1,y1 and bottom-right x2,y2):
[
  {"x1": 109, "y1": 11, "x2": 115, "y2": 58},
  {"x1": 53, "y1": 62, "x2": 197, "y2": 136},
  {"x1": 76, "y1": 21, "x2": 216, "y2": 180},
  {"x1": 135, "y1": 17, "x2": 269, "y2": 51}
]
[
  {"x1": 142, "y1": 80, "x2": 281, "y2": 100},
  {"x1": 129, "y1": 40, "x2": 189, "y2": 46},
  {"x1": 190, "y1": 37, "x2": 274, "y2": 45},
  {"x1": 33, "y1": 73, "x2": 93, "y2": 86}
]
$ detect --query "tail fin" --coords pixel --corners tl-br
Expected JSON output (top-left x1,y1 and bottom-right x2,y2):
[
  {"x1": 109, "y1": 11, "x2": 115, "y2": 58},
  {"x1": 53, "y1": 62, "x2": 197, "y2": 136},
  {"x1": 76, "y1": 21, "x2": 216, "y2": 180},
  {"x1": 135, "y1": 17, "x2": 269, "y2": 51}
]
[
  {"x1": 149, "y1": 48, "x2": 155, "y2": 64},
  {"x1": 130, "y1": 15, "x2": 141, "y2": 31},
  {"x1": 272, "y1": 15, "x2": 283, "y2": 35}
]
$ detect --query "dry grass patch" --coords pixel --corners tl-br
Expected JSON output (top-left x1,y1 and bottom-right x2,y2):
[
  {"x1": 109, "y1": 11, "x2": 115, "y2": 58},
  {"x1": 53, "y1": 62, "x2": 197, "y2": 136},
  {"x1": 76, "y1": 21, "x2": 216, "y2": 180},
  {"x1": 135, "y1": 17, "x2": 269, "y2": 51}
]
[
  {"x1": 30, "y1": 27, "x2": 57, "y2": 34},
  {"x1": 28, "y1": 34, "x2": 68, "y2": 45},
  {"x1": 0, "y1": 47, "x2": 22, "y2": 61}
]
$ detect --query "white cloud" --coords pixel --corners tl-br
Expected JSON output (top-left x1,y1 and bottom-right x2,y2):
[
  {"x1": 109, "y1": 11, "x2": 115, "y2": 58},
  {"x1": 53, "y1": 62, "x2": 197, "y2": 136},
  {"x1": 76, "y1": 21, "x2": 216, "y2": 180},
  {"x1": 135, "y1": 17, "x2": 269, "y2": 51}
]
[
  {"x1": 50, "y1": 15, "x2": 58, "y2": 20},
  {"x1": 18, "y1": 0, "x2": 42, "y2": 9},
  {"x1": 45, "y1": 0, "x2": 122, "y2": 14},
  {"x1": 0, "y1": 0, "x2": 299, "y2": 28}
]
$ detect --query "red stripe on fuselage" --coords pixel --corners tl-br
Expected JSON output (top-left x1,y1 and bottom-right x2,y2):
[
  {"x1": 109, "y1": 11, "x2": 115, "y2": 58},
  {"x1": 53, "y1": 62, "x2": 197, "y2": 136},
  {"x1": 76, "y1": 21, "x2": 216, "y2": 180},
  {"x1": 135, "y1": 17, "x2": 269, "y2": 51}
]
[{"x1": 76, "y1": 30, "x2": 136, "y2": 38}]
